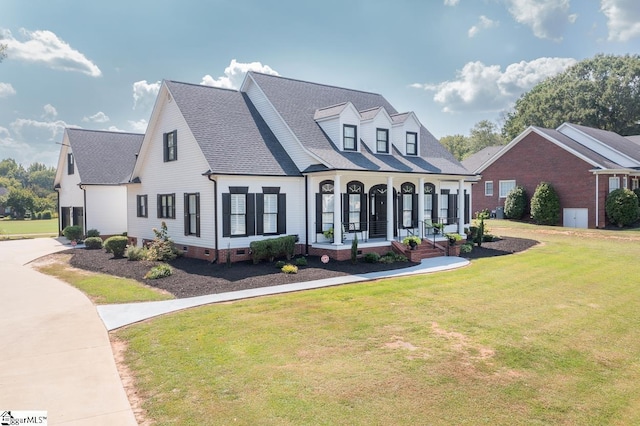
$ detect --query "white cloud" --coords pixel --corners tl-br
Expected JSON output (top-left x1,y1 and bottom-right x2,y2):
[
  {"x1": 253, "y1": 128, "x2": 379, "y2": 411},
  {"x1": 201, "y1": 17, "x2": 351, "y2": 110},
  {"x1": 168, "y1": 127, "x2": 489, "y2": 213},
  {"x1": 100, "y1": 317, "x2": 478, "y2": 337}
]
[
  {"x1": 82, "y1": 111, "x2": 110, "y2": 123},
  {"x1": 10, "y1": 117, "x2": 69, "y2": 141},
  {"x1": 132, "y1": 80, "x2": 161, "y2": 110},
  {"x1": 444, "y1": 0, "x2": 460, "y2": 5},
  {"x1": 201, "y1": 59, "x2": 279, "y2": 89},
  {"x1": 505, "y1": 0, "x2": 577, "y2": 41},
  {"x1": 1, "y1": 28, "x2": 102, "y2": 77},
  {"x1": 0, "y1": 82, "x2": 16, "y2": 98},
  {"x1": 412, "y1": 57, "x2": 577, "y2": 113},
  {"x1": 128, "y1": 119, "x2": 148, "y2": 133},
  {"x1": 42, "y1": 104, "x2": 57, "y2": 119},
  {"x1": 468, "y1": 16, "x2": 499, "y2": 37},
  {"x1": 601, "y1": 0, "x2": 640, "y2": 41}
]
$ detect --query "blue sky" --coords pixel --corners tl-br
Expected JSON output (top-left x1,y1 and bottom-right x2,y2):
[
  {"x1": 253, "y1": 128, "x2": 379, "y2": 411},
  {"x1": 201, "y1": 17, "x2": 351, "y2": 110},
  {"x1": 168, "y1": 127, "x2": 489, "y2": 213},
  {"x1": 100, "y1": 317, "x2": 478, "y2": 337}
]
[{"x1": 1, "y1": 0, "x2": 639, "y2": 167}]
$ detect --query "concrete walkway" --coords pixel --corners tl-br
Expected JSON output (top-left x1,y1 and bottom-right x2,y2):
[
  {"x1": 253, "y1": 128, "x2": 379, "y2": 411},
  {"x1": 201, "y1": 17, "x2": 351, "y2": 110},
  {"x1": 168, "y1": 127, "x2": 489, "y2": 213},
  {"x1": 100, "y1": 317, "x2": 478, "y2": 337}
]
[
  {"x1": 0, "y1": 238, "x2": 137, "y2": 425},
  {"x1": 98, "y1": 256, "x2": 469, "y2": 331}
]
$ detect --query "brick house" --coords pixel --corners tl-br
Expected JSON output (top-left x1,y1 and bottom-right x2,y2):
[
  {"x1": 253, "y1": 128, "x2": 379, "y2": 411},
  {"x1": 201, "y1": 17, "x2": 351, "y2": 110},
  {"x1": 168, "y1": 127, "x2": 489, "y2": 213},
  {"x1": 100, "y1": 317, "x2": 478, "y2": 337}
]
[{"x1": 464, "y1": 123, "x2": 640, "y2": 228}]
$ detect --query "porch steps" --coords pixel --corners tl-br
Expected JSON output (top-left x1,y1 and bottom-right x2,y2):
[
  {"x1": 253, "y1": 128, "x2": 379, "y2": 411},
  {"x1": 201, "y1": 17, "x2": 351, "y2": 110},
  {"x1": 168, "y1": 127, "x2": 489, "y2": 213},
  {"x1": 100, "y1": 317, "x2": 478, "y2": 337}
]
[{"x1": 391, "y1": 240, "x2": 444, "y2": 262}]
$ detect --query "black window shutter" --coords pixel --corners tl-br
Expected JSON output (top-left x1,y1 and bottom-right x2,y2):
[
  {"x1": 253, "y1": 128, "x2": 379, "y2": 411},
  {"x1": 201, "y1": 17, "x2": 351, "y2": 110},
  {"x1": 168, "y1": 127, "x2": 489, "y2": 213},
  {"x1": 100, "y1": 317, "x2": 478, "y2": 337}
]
[
  {"x1": 360, "y1": 193, "x2": 368, "y2": 231},
  {"x1": 173, "y1": 130, "x2": 178, "y2": 161},
  {"x1": 448, "y1": 193, "x2": 457, "y2": 225},
  {"x1": 315, "y1": 193, "x2": 322, "y2": 233},
  {"x1": 183, "y1": 193, "x2": 189, "y2": 235},
  {"x1": 412, "y1": 194, "x2": 418, "y2": 227},
  {"x1": 163, "y1": 133, "x2": 168, "y2": 162},
  {"x1": 157, "y1": 194, "x2": 162, "y2": 218},
  {"x1": 432, "y1": 193, "x2": 438, "y2": 222},
  {"x1": 247, "y1": 194, "x2": 256, "y2": 236},
  {"x1": 256, "y1": 193, "x2": 264, "y2": 235},
  {"x1": 398, "y1": 194, "x2": 404, "y2": 228},
  {"x1": 222, "y1": 193, "x2": 231, "y2": 237},
  {"x1": 195, "y1": 193, "x2": 200, "y2": 237},
  {"x1": 464, "y1": 191, "x2": 470, "y2": 224},
  {"x1": 277, "y1": 194, "x2": 286, "y2": 234},
  {"x1": 342, "y1": 194, "x2": 349, "y2": 231}
]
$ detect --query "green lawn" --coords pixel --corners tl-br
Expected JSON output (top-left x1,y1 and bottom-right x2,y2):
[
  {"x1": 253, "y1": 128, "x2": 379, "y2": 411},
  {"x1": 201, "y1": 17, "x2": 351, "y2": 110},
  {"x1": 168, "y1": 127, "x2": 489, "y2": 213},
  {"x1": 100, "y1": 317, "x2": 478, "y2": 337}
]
[
  {"x1": 0, "y1": 218, "x2": 58, "y2": 237},
  {"x1": 117, "y1": 222, "x2": 640, "y2": 425}
]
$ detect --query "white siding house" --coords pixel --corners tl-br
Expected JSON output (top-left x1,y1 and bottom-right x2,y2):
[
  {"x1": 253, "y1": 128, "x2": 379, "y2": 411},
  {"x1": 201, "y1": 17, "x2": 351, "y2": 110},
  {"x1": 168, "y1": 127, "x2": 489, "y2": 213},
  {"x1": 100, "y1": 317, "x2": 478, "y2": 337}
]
[
  {"x1": 126, "y1": 73, "x2": 477, "y2": 262},
  {"x1": 54, "y1": 129, "x2": 143, "y2": 237}
]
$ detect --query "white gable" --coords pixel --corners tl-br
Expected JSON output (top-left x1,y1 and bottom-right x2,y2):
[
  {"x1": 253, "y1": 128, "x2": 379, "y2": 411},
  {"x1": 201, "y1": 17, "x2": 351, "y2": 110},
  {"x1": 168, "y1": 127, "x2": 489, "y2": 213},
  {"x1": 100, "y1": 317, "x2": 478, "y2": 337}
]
[
  {"x1": 392, "y1": 112, "x2": 421, "y2": 156},
  {"x1": 314, "y1": 102, "x2": 361, "y2": 152},
  {"x1": 360, "y1": 107, "x2": 393, "y2": 153},
  {"x1": 557, "y1": 123, "x2": 640, "y2": 168}
]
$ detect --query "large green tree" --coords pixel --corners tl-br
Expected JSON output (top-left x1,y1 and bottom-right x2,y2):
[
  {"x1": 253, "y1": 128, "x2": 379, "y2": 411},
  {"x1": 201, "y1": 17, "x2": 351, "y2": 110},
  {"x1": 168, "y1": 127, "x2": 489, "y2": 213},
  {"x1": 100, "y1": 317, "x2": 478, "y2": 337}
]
[
  {"x1": 440, "y1": 120, "x2": 506, "y2": 161},
  {"x1": 503, "y1": 54, "x2": 640, "y2": 140},
  {"x1": 439, "y1": 134, "x2": 469, "y2": 161}
]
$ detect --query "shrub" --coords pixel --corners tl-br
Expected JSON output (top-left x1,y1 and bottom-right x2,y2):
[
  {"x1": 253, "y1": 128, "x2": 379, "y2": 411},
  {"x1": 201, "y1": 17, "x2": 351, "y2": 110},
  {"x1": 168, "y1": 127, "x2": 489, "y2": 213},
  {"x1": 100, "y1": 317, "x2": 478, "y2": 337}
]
[
  {"x1": 250, "y1": 235, "x2": 297, "y2": 264},
  {"x1": 104, "y1": 235, "x2": 128, "y2": 258},
  {"x1": 146, "y1": 222, "x2": 180, "y2": 261},
  {"x1": 144, "y1": 264, "x2": 172, "y2": 280},
  {"x1": 295, "y1": 257, "x2": 308, "y2": 266},
  {"x1": 482, "y1": 234, "x2": 495, "y2": 242},
  {"x1": 460, "y1": 243, "x2": 473, "y2": 254},
  {"x1": 378, "y1": 255, "x2": 395, "y2": 264},
  {"x1": 126, "y1": 245, "x2": 147, "y2": 261},
  {"x1": 83, "y1": 237, "x2": 103, "y2": 250},
  {"x1": 63, "y1": 225, "x2": 83, "y2": 242},
  {"x1": 634, "y1": 188, "x2": 640, "y2": 206},
  {"x1": 364, "y1": 252, "x2": 380, "y2": 263},
  {"x1": 275, "y1": 260, "x2": 286, "y2": 269},
  {"x1": 281, "y1": 264, "x2": 298, "y2": 274},
  {"x1": 605, "y1": 188, "x2": 640, "y2": 227},
  {"x1": 504, "y1": 186, "x2": 528, "y2": 219},
  {"x1": 86, "y1": 229, "x2": 100, "y2": 238},
  {"x1": 530, "y1": 182, "x2": 561, "y2": 225},
  {"x1": 41, "y1": 210, "x2": 52, "y2": 220}
]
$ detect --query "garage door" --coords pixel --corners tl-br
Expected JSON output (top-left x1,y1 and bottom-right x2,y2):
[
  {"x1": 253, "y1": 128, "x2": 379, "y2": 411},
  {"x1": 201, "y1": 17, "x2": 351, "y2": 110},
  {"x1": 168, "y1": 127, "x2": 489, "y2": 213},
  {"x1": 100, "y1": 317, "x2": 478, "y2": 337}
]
[{"x1": 563, "y1": 208, "x2": 588, "y2": 228}]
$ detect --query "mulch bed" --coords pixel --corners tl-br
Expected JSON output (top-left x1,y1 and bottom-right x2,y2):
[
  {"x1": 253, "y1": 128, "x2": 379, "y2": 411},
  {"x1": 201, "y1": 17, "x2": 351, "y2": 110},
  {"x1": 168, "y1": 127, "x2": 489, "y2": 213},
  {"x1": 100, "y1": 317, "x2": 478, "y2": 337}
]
[{"x1": 63, "y1": 236, "x2": 538, "y2": 299}]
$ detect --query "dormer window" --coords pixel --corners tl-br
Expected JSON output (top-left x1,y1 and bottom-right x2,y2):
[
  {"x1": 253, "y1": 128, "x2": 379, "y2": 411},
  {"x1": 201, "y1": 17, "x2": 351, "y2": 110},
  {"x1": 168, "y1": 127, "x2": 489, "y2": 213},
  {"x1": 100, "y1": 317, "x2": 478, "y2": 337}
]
[
  {"x1": 343, "y1": 125, "x2": 357, "y2": 151},
  {"x1": 376, "y1": 128, "x2": 389, "y2": 153},
  {"x1": 406, "y1": 132, "x2": 417, "y2": 155}
]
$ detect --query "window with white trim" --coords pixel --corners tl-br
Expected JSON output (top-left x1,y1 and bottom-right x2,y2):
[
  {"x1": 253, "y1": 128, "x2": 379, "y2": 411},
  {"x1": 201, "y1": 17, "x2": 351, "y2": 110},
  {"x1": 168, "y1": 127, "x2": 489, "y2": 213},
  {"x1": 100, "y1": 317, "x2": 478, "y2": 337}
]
[
  {"x1": 406, "y1": 132, "x2": 417, "y2": 155},
  {"x1": 137, "y1": 195, "x2": 147, "y2": 218},
  {"x1": 263, "y1": 193, "x2": 278, "y2": 234},
  {"x1": 376, "y1": 128, "x2": 389, "y2": 153},
  {"x1": 609, "y1": 176, "x2": 620, "y2": 193},
  {"x1": 343, "y1": 125, "x2": 357, "y2": 151},
  {"x1": 632, "y1": 178, "x2": 639, "y2": 190},
  {"x1": 230, "y1": 194, "x2": 247, "y2": 236},
  {"x1": 485, "y1": 181, "x2": 494, "y2": 196},
  {"x1": 424, "y1": 183, "x2": 435, "y2": 222},
  {"x1": 499, "y1": 180, "x2": 516, "y2": 198},
  {"x1": 320, "y1": 180, "x2": 334, "y2": 232}
]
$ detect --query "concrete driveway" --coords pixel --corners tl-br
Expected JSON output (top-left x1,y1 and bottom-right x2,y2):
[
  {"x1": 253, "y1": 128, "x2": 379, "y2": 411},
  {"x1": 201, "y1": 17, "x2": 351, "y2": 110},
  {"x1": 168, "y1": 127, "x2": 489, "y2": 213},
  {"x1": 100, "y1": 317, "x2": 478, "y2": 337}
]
[{"x1": 0, "y1": 238, "x2": 136, "y2": 425}]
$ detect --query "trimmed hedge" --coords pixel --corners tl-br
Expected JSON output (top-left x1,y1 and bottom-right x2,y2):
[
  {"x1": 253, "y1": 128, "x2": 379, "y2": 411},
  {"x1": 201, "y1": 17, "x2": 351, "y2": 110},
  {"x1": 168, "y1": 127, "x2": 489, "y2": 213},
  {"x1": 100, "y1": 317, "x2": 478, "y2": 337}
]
[
  {"x1": 62, "y1": 225, "x2": 83, "y2": 242},
  {"x1": 84, "y1": 237, "x2": 103, "y2": 250},
  {"x1": 606, "y1": 188, "x2": 640, "y2": 227},
  {"x1": 104, "y1": 235, "x2": 129, "y2": 258},
  {"x1": 530, "y1": 182, "x2": 560, "y2": 225},
  {"x1": 504, "y1": 185, "x2": 528, "y2": 219},
  {"x1": 250, "y1": 235, "x2": 296, "y2": 264}
]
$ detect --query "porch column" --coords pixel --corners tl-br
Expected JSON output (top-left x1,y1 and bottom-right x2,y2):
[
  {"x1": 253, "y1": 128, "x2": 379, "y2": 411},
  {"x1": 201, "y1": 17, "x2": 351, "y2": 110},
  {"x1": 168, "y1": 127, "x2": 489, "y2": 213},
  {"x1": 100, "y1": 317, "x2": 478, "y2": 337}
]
[
  {"x1": 386, "y1": 175, "x2": 394, "y2": 241},
  {"x1": 458, "y1": 179, "x2": 465, "y2": 234},
  {"x1": 333, "y1": 173, "x2": 342, "y2": 245},
  {"x1": 418, "y1": 177, "x2": 425, "y2": 236}
]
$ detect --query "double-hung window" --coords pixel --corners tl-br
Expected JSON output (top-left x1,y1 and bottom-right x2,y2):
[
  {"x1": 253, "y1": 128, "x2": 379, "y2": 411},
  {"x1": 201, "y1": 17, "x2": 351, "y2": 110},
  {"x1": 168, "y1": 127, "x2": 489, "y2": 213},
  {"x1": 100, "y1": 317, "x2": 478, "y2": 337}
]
[
  {"x1": 376, "y1": 128, "x2": 389, "y2": 153},
  {"x1": 230, "y1": 194, "x2": 247, "y2": 236},
  {"x1": 406, "y1": 132, "x2": 417, "y2": 155},
  {"x1": 400, "y1": 182, "x2": 416, "y2": 228},
  {"x1": 157, "y1": 194, "x2": 175, "y2": 219},
  {"x1": 609, "y1": 176, "x2": 620, "y2": 193},
  {"x1": 343, "y1": 125, "x2": 357, "y2": 151},
  {"x1": 346, "y1": 181, "x2": 365, "y2": 231},
  {"x1": 137, "y1": 195, "x2": 148, "y2": 218},
  {"x1": 184, "y1": 193, "x2": 200, "y2": 236},
  {"x1": 318, "y1": 180, "x2": 334, "y2": 233},
  {"x1": 485, "y1": 181, "x2": 494, "y2": 196},
  {"x1": 499, "y1": 180, "x2": 516, "y2": 198},
  {"x1": 164, "y1": 130, "x2": 177, "y2": 162},
  {"x1": 424, "y1": 183, "x2": 435, "y2": 223},
  {"x1": 262, "y1": 194, "x2": 278, "y2": 234}
]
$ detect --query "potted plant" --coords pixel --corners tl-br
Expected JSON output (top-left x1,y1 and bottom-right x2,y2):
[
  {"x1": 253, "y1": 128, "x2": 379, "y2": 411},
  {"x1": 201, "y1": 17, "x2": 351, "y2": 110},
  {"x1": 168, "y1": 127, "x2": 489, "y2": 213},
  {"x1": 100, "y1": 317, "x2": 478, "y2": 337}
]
[
  {"x1": 432, "y1": 223, "x2": 444, "y2": 235},
  {"x1": 323, "y1": 227, "x2": 334, "y2": 240},
  {"x1": 445, "y1": 232, "x2": 462, "y2": 246},
  {"x1": 402, "y1": 235, "x2": 422, "y2": 250}
]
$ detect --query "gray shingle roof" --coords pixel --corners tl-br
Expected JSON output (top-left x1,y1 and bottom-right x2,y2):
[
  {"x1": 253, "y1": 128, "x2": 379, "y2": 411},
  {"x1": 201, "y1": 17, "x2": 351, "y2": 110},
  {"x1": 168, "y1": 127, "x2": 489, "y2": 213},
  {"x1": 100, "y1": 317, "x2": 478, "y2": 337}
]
[
  {"x1": 461, "y1": 146, "x2": 504, "y2": 173},
  {"x1": 165, "y1": 80, "x2": 300, "y2": 176},
  {"x1": 248, "y1": 72, "x2": 470, "y2": 176},
  {"x1": 568, "y1": 123, "x2": 640, "y2": 163},
  {"x1": 537, "y1": 127, "x2": 629, "y2": 169},
  {"x1": 66, "y1": 128, "x2": 143, "y2": 185}
]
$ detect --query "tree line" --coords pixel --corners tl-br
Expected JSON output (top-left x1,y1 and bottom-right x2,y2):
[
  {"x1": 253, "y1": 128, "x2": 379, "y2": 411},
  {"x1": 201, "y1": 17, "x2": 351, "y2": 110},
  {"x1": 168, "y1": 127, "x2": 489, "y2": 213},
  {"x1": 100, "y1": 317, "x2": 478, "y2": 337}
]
[
  {"x1": 441, "y1": 54, "x2": 640, "y2": 161},
  {"x1": 0, "y1": 158, "x2": 57, "y2": 219}
]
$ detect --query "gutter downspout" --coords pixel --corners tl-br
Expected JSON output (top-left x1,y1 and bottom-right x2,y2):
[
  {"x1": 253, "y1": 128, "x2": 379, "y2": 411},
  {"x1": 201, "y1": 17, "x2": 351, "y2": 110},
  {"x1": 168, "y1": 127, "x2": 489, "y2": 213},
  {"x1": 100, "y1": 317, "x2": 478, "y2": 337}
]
[
  {"x1": 80, "y1": 184, "x2": 87, "y2": 233},
  {"x1": 595, "y1": 173, "x2": 599, "y2": 228},
  {"x1": 212, "y1": 178, "x2": 219, "y2": 264},
  {"x1": 305, "y1": 175, "x2": 309, "y2": 255}
]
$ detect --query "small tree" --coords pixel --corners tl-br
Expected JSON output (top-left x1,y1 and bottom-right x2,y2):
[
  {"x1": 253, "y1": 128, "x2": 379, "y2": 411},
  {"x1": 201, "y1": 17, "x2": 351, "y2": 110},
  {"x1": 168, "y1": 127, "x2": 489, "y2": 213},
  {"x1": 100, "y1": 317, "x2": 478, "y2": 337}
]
[
  {"x1": 530, "y1": 182, "x2": 561, "y2": 225},
  {"x1": 504, "y1": 186, "x2": 527, "y2": 220},
  {"x1": 351, "y1": 233, "x2": 358, "y2": 264},
  {"x1": 4, "y1": 187, "x2": 35, "y2": 219},
  {"x1": 605, "y1": 188, "x2": 640, "y2": 227},
  {"x1": 146, "y1": 222, "x2": 180, "y2": 261}
]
